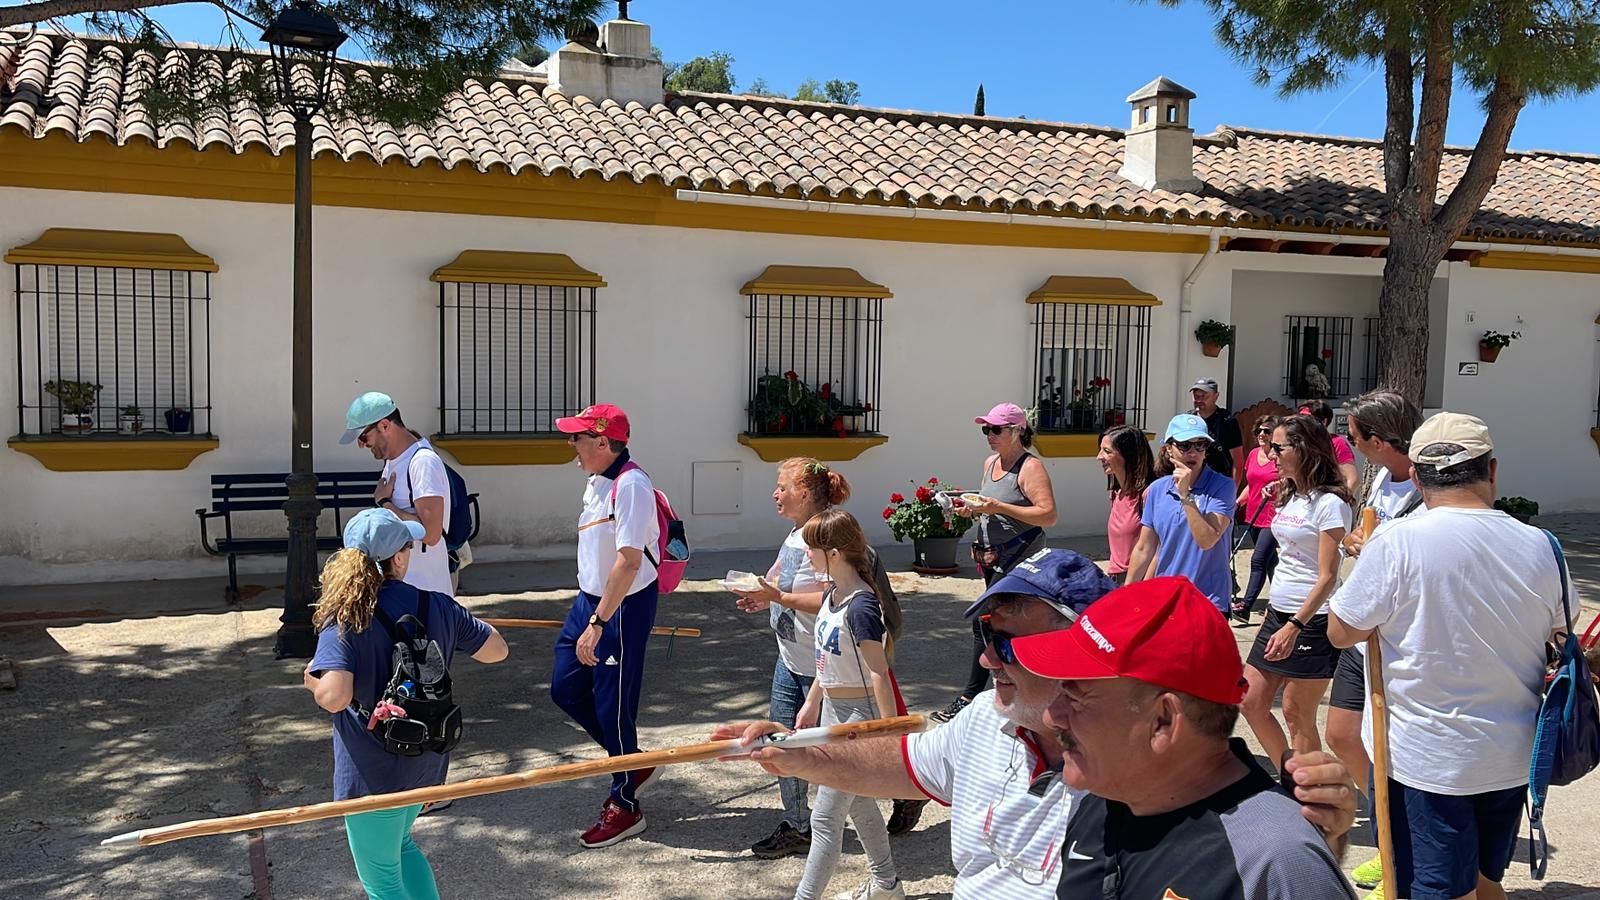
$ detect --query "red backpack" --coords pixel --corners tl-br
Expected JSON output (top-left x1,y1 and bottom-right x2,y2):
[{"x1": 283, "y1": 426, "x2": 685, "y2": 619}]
[{"x1": 608, "y1": 461, "x2": 689, "y2": 593}]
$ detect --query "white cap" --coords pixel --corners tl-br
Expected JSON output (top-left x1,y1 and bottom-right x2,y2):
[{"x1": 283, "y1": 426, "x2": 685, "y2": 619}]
[{"x1": 1409, "y1": 412, "x2": 1493, "y2": 469}]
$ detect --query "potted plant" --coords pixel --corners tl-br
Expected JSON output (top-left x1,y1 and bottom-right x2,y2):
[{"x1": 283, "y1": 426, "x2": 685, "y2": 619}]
[
  {"x1": 164, "y1": 406, "x2": 193, "y2": 434},
  {"x1": 1195, "y1": 319, "x2": 1233, "y2": 358},
  {"x1": 1494, "y1": 495, "x2": 1539, "y2": 524},
  {"x1": 1033, "y1": 375, "x2": 1063, "y2": 431},
  {"x1": 118, "y1": 405, "x2": 144, "y2": 435},
  {"x1": 1478, "y1": 330, "x2": 1521, "y2": 363},
  {"x1": 43, "y1": 380, "x2": 102, "y2": 436},
  {"x1": 747, "y1": 371, "x2": 860, "y2": 436},
  {"x1": 884, "y1": 476, "x2": 976, "y2": 571},
  {"x1": 1067, "y1": 376, "x2": 1112, "y2": 431}
]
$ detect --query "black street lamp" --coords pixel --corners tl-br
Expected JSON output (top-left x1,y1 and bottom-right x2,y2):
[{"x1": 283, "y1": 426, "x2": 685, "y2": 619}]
[{"x1": 263, "y1": 1, "x2": 346, "y2": 659}]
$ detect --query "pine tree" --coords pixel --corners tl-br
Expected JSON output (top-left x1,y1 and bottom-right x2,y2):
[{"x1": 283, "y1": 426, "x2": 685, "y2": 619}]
[{"x1": 973, "y1": 83, "x2": 985, "y2": 116}]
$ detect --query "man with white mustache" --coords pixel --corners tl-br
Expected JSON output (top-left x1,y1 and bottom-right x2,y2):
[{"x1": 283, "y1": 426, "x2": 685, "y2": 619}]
[{"x1": 716, "y1": 550, "x2": 1357, "y2": 898}]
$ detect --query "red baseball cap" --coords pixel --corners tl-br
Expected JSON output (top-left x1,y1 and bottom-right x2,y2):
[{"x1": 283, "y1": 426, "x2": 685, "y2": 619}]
[
  {"x1": 555, "y1": 404, "x2": 631, "y2": 443},
  {"x1": 1011, "y1": 576, "x2": 1247, "y2": 705}
]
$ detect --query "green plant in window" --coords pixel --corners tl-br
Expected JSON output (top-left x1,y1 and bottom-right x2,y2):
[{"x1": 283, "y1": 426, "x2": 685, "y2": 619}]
[{"x1": 44, "y1": 380, "x2": 103, "y2": 414}]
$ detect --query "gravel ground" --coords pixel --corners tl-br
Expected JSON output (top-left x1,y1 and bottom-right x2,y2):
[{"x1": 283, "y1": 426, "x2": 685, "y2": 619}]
[{"x1": 3, "y1": 531, "x2": 1599, "y2": 899}]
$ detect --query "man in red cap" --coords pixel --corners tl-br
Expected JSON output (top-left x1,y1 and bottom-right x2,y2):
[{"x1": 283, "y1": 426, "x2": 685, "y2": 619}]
[
  {"x1": 1014, "y1": 576, "x2": 1356, "y2": 899},
  {"x1": 552, "y1": 404, "x2": 661, "y2": 848}
]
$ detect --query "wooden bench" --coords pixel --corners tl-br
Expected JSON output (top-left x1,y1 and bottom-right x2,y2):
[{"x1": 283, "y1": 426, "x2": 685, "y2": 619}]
[{"x1": 196, "y1": 471, "x2": 479, "y2": 600}]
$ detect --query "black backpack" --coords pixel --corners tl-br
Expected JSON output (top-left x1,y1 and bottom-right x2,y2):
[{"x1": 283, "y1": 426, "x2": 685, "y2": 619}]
[{"x1": 355, "y1": 597, "x2": 463, "y2": 757}]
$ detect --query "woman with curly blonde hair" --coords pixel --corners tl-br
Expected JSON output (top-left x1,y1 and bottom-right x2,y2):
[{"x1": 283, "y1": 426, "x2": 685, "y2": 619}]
[{"x1": 304, "y1": 508, "x2": 507, "y2": 899}]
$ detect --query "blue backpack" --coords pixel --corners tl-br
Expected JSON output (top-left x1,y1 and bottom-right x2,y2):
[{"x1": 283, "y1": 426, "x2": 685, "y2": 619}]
[
  {"x1": 407, "y1": 448, "x2": 473, "y2": 551},
  {"x1": 1527, "y1": 530, "x2": 1600, "y2": 879}
]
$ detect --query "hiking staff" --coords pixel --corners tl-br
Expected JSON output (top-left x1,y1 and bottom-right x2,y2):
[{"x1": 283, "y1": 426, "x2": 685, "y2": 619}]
[
  {"x1": 1359, "y1": 506, "x2": 1397, "y2": 900},
  {"x1": 481, "y1": 618, "x2": 700, "y2": 638},
  {"x1": 103, "y1": 715, "x2": 925, "y2": 849}
]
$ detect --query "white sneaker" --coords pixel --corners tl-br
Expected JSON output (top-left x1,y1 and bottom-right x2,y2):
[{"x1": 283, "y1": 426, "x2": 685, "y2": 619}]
[{"x1": 834, "y1": 879, "x2": 905, "y2": 900}]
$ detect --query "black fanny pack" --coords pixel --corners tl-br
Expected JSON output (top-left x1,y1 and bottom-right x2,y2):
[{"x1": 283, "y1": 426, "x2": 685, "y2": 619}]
[{"x1": 972, "y1": 527, "x2": 1043, "y2": 569}]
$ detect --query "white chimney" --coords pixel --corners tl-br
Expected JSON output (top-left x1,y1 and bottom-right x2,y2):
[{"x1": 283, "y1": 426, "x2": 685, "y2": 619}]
[
  {"x1": 547, "y1": 15, "x2": 664, "y2": 107},
  {"x1": 1119, "y1": 76, "x2": 1203, "y2": 194}
]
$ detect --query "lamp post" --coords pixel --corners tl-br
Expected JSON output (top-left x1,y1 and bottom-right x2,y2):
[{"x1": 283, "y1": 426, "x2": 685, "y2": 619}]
[{"x1": 263, "y1": 1, "x2": 346, "y2": 659}]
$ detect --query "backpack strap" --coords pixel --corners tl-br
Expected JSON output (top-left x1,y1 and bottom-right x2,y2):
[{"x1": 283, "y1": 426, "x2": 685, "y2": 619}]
[
  {"x1": 1395, "y1": 491, "x2": 1425, "y2": 519},
  {"x1": 1544, "y1": 530, "x2": 1575, "y2": 638},
  {"x1": 606, "y1": 461, "x2": 659, "y2": 569}
]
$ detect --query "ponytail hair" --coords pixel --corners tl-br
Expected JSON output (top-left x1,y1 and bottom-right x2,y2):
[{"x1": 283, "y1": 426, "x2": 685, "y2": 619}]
[
  {"x1": 314, "y1": 547, "x2": 398, "y2": 636},
  {"x1": 779, "y1": 457, "x2": 851, "y2": 507}
]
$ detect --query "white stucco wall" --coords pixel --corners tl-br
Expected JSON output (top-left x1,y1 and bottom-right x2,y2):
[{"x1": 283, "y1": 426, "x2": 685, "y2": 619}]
[{"x1": 0, "y1": 186, "x2": 1209, "y2": 584}]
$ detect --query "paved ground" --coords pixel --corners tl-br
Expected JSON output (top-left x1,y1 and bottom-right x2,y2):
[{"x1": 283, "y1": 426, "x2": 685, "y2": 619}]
[{"x1": 4, "y1": 519, "x2": 1600, "y2": 899}]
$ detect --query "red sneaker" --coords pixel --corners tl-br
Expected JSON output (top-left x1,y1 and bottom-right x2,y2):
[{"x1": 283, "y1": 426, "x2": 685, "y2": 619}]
[
  {"x1": 578, "y1": 799, "x2": 647, "y2": 849},
  {"x1": 630, "y1": 766, "x2": 658, "y2": 794}
]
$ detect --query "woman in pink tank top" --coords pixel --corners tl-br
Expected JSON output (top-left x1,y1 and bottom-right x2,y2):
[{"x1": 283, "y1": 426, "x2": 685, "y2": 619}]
[
  {"x1": 1232, "y1": 415, "x2": 1281, "y2": 622},
  {"x1": 1097, "y1": 425, "x2": 1156, "y2": 584}
]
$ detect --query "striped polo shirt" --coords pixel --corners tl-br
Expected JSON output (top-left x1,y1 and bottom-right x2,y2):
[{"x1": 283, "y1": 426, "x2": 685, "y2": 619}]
[{"x1": 902, "y1": 690, "x2": 1079, "y2": 900}]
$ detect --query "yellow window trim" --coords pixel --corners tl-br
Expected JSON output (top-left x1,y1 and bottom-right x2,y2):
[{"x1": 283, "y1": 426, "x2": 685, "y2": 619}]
[
  {"x1": 1471, "y1": 251, "x2": 1600, "y2": 276},
  {"x1": 5, "y1": 227, "x2": 218, "y2": 273},
  {"x1": 430, "y1": 434, "x2": 575, "y2": 466},
  {"x1": 431, "y1": 250, "x2": 606, "y2": 288},
  {"x1": 740, "y1": 266, "x2": 892, "y2": 299},
  {"x1": 737, "y1": 433, "x2": 888, "y2": 462},
  {"x1": 1032, "y1": 432, "x2": 1154, "y2": 458},
  {"x1": 1026, "y1": 276, "x2": 1159, "y2": 306},
  {"x1": 8, "y1": 436, "x2": 219, "y2": 471}
]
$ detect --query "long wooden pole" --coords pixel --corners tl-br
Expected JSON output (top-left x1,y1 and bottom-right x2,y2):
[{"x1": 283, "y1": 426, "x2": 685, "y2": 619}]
[
  {"x1": 482, "y1": 618, "x2": 701, "y2": 638},
  {"x1": 103, "y1": 714, "x2": 924, "y2": 848},
  {"x1": 1360, "y1": 507, "x2": 1397, "y2": 900}
]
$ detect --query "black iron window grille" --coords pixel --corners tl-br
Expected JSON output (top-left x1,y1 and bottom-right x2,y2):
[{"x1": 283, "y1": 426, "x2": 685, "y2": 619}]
[
  {"x1": 1031, "y1": 302, "x2": 1152, "y2": 434},
  {"x1": 1284, "y1": 315, "x2": 1353, "y2": 401},
  {"x1": 436, "y1": 281, "x2": 597, "y2": 434},
  {"x1": 744, "y1": 292, "x2": 884, "y2": 437},
  {"x1": 1362, "y1": 316, "x2": 1382, "y2": 392},
  {"x1": 13, "y1": 263, "x2": 213, "y2": 437}
]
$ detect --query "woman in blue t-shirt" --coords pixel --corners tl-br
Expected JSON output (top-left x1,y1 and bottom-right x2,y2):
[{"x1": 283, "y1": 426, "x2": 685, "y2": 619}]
[{"x1": 304, "y1": 508, "x2": 507, "y2": 900}]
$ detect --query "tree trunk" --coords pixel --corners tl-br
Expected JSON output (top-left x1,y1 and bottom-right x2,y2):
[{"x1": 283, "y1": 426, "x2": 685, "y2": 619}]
[{"x1": 1376, "y1": 227, "x2": 1441, "y2": 408}]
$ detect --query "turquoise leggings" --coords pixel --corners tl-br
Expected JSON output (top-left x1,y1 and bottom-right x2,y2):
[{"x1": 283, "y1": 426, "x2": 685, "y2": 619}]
[{"x1": 343, "y1": 805, "x2": 440, "y2": 900}]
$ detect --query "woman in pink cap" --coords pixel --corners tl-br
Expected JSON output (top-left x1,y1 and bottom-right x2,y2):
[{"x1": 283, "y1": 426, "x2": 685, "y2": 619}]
[{"x1": 931, "y1": 402, "x2": 1057, "y2": 724}]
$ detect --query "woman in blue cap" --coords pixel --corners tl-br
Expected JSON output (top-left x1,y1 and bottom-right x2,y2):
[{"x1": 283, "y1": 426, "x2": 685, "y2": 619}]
[
  {"x1": 1124, "y1": 412, "x2": 1237, "y2": 614},
  {"x1": 303, "y1": 508, "x2": 508, "y2": 899}
]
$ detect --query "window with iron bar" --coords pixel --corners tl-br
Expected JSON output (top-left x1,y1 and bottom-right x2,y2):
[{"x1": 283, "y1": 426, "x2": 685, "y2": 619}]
[
  {"x1": 1283, "y1": 315, "x2": 1353, "y2": 402},
  {"x1": 744, "y1": 292, "x2": 884, "y2": 437},
  {"x1": 13, "y1": 263, "x2": 213, "y2": 437},
  {"x1": 1030, "y1": 302, "x2": 1151, "y2": 434},
  {"x1": 436, "y1": 281, "x2": 596, "y2": 435}
]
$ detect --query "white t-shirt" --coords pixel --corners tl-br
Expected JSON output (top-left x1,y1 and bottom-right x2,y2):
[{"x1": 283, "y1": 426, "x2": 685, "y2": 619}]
[
  {"x1": 1329, "y1": 507, "x2": 1567, "y2": 794},
  {"x1": 1267, "y1": 491, "x2": 1351, "y2": 614},
  {"x1": 576, "y1": 462, "x2": 660, "y2": 597},
  {"x1": 381, "y1": 440, "x2": 453, "y2": 596},
  {"x1": 1366, "y1": 469, "x2": 1418, "y2": 526},
  {"x1": 766, "y1": 528, "x2": 823, "y2": 676},
  {"x1": 903, "y1": 690, "x2": 1079, "y2": 900}
]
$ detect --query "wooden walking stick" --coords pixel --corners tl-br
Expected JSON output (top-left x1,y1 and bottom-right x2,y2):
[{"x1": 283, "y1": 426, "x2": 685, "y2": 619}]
[
  {"x1": 1359, "y1": 507, "x2": 1397, "y2": 900},
  {"x1": 481, "y1": 618, "x2": 701, "y2": 638},
  {"x1": 102, "y1": 714, "x2": 925, "y2": 848}
]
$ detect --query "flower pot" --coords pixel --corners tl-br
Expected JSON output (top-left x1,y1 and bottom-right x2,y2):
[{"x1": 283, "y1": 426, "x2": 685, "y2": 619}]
[
  {"x1": 118, "y1": 414, "x2": 143, "y2": 435},
  {"x1": 912, "y1": 537, "x2": 959, "y2": 570},
  {"x1": 1037, "y1": 410, "x2": 1058, "y2": 432},
  {"x1": 1068, "y1": 408, "x2": 1096, "y2": 432},
  {"x1": 1478, "y1": 343, "x2": 1502, "y2": 363},
  {"x1": 164, "y1": 408, "x2": 193, "y2": 433},
  {"x1": 1103, "y1": 408, "x2": 1126, "y2": 430},
  {"x1": 59, "y1": 412, "x2": 94, "y2": 436},
  {"x1": 1201, "y1": 341, "x2": 1223, "y2": 358}
]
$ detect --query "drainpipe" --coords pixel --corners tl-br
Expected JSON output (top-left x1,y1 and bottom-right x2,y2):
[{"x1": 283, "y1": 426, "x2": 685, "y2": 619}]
[{"x1": 1178, "y1": 231, "x2": 1221, "y2": 412}]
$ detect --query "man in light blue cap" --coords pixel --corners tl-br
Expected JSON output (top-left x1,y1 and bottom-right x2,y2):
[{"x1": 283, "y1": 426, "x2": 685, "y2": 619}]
[
  {"x1": 1124, "y1": 412, "x2": 1236, "y2": 613},
  {"x1": 339, "y1": 391, "x2": 454, "y2": 598}
]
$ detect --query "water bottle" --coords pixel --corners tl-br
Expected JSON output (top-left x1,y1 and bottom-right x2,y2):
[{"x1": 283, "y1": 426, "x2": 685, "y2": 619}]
[{"x1": 396, "y1": 680, "x2": 415, "y2": 699}]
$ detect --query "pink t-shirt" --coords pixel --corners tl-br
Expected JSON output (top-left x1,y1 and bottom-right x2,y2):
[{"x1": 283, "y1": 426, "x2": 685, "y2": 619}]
[
  {"x1": 1107, "y1": 491, "x2": 1142, "y2": 575},
  {"x1": 1242, "y1": 447, "x2": 1278, "y2": 528},
  {"x1": 1333, "y1": 435, "x2": 1356, "y2": 466}
]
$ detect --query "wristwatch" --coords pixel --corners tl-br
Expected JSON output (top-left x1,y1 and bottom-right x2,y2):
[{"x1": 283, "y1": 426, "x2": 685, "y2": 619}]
[
  {"x1": 587, "y1": 613, "x2": 608, "y2": 630},
  {"x1": 1179, "y1": 493, "x2": 1197, "y2": 506}
]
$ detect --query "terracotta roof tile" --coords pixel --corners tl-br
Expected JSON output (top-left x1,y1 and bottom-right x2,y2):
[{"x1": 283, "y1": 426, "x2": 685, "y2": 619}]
[{"x1": 4, "y1": 31, "x2": 1599, "y2": 245}]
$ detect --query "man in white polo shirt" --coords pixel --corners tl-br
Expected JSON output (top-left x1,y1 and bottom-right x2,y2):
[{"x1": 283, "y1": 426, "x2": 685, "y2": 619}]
[
  {"x1": 340, "y1": 392, "x2": 453, "y2": 596},
  {"x1": 716, "y1": 549, "x2": 1358, "y2": 898}
]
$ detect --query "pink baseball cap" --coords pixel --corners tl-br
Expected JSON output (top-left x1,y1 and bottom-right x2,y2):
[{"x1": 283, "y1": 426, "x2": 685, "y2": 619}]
[
  {"x1": 975, "y1": 403, "x2": 1028, "y2": 427},
  {"x1": 555, "y1": 403, "x2": 631, "y2": 442}
]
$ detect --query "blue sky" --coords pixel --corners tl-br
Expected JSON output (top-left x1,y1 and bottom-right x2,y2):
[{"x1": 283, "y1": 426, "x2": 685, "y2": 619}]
[{"x1": 47, "y1": 0, "x2": 1600, "y2": 156}]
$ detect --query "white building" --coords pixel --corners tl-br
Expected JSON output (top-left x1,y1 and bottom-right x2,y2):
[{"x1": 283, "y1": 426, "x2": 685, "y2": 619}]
[{"x1": 2, "y1": 19, "x2": 1597, "y2": 585}]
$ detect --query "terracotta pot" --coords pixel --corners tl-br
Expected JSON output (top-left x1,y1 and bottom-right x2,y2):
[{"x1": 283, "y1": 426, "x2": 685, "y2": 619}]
[
  {"x1": 1201, "y1": 341, "x2": 1223, "y2": 358},
  {"x1": 1478, "y1": 343, "x2": 1502, "y2": 363}
]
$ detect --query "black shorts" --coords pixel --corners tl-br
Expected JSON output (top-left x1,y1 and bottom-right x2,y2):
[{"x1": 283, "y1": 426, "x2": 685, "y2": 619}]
[
  {"x1": 1329, "y1": 647, "x2": 1367, "y2": 712},
  {"x1": 1246, "y1": 607, "x2": 1340, "y2": 679}
]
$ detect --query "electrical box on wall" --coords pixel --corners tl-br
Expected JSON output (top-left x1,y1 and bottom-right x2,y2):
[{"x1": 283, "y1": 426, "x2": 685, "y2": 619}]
[{"x1": 692, "y1": 461, "x2": 743, "y2": 515}]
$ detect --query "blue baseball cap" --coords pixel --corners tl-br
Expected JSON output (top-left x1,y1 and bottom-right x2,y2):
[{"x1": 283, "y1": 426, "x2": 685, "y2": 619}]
[
  {"x1": 343, "y1": 508, "x2": 424, "y2": 560},
  {"x1": 1163, "y1": 413, "x2": 1211, "y2": 444},
  {"x1": 963, "y1": 548, "x2": 1117, "y2": 622},
  {"x1": 340, "y1": 391, "x2": 398, "y2": 445}
]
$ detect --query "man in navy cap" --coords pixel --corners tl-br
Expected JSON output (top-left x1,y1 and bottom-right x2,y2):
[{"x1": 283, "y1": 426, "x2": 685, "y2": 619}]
[{"x1": 714, "y1": 549, "x2": 1357, "y2": 898}]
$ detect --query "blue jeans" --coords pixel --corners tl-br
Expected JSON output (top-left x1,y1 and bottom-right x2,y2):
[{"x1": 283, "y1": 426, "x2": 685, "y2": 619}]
[
  {"x1": 770, "y1": 659, "x2": 815, "y2": 830},
  {"x1": 1242, "y1": 524, "x2": 1279, "y2": 604}
]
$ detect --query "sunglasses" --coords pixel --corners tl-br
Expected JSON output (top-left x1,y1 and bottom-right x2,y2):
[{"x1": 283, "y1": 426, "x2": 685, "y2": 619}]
[
  {"x1": 565, "y1": 431, "x2": 601, "y2": 442},
  {"x1": 981, "y1": 425, "x2": 1012, "y2": 436},
  {"x1": 356, "y1": 422, "x2": 380, "y2": 444},
  {"x1": 1267, "y1": 441, "x2": 1293, "y2": 456},
  {"x1": 1168, "y1": 439, "x2": 1210, "y2": 453},
  {"x1": 1255, "y1": 427, "x2": 1272, "y2": 435},
  {"x1": 978, "y1": 615, "x2": 1019, "y2": 666}
]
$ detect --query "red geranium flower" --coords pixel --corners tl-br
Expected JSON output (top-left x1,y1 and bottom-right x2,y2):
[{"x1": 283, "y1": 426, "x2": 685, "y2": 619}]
[
  {"x1": 928, "y1": 476, "x2": 939, "y2": 485},
  {"x1": 882, "y1": 506, "x2": 894, "y2": 519},
  {"x1": 784, "y1": 370, "x2": 800, "y2": 381},
  {"x1": 1320, "y1": 349, "x2": 1334, "y2": 359},
  {"x1": 890, "y1": 492, "x2": 905, "y2": 504},
  {"x1": 819, "y1": 382, "x2": 832, "y2": 399},
  {"x1": 914, "y1": 486, "x2": 934, "y2": 503}
]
